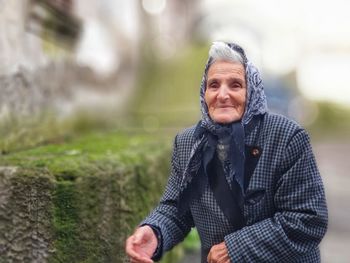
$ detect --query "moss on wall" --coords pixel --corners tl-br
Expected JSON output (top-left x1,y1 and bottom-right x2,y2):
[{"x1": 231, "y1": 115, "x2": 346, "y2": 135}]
[{"x1": 0, "y1": 131, "x2": 184, "y2": 262}]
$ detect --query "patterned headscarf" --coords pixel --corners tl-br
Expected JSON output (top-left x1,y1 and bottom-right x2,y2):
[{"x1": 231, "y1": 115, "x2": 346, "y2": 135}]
[
  {"x1": 200, "y1": 42, "x2": 267, "y2": 130},
  {"x1": 178, "y1": 42, "x2": 267, "y2": 201}
]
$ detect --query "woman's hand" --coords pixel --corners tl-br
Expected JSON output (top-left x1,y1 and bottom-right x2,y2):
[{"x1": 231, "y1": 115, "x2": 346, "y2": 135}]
[
  {"x1": 125, "y1": 226, "x2": 158, "y2": 263},
  {"x1": 207, "y1": 241, "x2": 230, "y2": 263}
]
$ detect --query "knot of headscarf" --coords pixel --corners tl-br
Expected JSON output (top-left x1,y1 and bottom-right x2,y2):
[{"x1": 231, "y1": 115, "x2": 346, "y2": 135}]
[{"x1": 178, "y1": 42, "x2": 267, "y2": 214}]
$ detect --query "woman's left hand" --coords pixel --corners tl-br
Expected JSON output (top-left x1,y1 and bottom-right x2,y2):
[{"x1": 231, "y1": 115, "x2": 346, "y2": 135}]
[{"x1": 207, "y1": 241, "x2": 230, "y2": 263}]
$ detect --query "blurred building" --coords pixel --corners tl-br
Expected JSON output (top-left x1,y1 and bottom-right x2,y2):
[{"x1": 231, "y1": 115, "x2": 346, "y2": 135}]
[
  {"x1": 140, "y1": 0, "x2": 200, "y2": 59},
  {"x1": 0, "y1": 0, "x2": 201, "y2": 121}
]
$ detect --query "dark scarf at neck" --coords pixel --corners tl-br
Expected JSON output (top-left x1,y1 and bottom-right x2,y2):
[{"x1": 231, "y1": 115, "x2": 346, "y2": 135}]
[{"x1": 177, "y1": 121, "x2": 245, "y2": 216}]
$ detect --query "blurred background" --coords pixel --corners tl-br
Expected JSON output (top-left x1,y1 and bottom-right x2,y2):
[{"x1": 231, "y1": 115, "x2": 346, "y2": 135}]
[{"x1": 0, "y1": 0, "x2": 349, "y2": 262}]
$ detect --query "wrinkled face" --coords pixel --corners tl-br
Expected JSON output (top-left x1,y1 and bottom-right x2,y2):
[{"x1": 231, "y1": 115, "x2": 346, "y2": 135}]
[{"x1": 205, "y1": 60, "x2": 247, "y2": 124}]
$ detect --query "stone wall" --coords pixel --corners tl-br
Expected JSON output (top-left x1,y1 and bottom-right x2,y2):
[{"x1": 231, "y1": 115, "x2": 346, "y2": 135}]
[{"x1": 0, "y1": 132, "x2": 181, "y2": 262}]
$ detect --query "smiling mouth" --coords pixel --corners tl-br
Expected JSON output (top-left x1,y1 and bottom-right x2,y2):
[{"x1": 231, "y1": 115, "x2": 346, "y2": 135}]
[{"x1": 217, "y1": 105, "x2": 235, "y2": 108}]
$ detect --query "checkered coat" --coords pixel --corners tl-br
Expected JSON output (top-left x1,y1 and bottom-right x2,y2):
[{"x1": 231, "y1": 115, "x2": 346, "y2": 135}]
[{"x1": 141, "y1": 112, "x2": 328, "y2": 262}]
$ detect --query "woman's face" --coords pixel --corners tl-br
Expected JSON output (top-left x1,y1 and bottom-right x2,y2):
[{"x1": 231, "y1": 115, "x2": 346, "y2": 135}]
[{"x1": 205, "y1": 60, "x2": 247, "y2": 124}]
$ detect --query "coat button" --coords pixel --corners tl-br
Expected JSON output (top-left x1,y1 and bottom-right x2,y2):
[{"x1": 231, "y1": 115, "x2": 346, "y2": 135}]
[{"x1": 251, "y1": 148, "x2": 260, "y2": 157}]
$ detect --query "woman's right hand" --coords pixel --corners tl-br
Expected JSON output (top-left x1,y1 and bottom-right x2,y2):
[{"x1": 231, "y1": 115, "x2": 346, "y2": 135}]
[{"x1": 125, "y1": 225, "x2": 158, "y2": 263}]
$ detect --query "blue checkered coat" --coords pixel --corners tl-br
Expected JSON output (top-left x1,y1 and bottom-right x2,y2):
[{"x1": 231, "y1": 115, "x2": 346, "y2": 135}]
[{"x1": 142, "y1": 113, "x2": 328, "y2": 262}]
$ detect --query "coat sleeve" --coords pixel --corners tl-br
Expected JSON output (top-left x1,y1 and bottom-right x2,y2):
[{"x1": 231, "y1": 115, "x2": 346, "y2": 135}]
[
  {"x1": 224, "y1": 129, "x2": 328, "y2": 262},
  {"x1": 140, "y1": 135, "x2": 194, "y2": 258}
]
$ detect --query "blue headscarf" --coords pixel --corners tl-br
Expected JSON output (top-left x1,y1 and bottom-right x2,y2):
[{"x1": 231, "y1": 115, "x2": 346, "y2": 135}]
[{"x1": 178, "y1": 42, "x2": 267, "y2": 208}]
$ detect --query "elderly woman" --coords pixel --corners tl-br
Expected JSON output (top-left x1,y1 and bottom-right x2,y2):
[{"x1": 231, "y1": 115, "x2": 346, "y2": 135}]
[{"x1": 125, "y1": 42, "x2": 328, "y2": 263}]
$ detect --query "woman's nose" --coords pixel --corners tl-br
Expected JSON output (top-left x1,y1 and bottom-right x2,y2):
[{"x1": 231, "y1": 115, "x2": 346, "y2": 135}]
[{"x1": 217, "y1": 86, "x2": 229, "y2": 100}]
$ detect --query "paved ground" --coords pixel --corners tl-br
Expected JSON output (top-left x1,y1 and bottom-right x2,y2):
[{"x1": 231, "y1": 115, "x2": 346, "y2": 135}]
[
  {"x1": 179, "y1": 141, "x2": 350, "y2": 263},
  {"x1": 316, "y1": 141, "x2": 350, "y2": 263},
  {"x1": 180, "y1": 251, "x2": 201, "y2": 263}
]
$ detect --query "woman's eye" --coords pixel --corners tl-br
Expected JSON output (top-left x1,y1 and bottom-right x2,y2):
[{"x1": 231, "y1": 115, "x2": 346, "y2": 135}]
[
  {"x1": 231, "y1": 83, "x2": 241, "y2": 89},
  {"x1": 209, "y1": 83, "x2": 218, "y2": 89}
]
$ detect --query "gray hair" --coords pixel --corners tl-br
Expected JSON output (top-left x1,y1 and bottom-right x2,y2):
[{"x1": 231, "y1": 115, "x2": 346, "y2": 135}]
[{"x1": 208, "y1": 41, "x2": 244, "y2": 66}]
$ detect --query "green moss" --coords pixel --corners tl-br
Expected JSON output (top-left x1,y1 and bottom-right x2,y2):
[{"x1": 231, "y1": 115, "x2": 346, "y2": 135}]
[
  {"x1": 51, "y1": 181, "x2": 84, "y2": 262},
  {"x1": 1, "y1": 131, "x2": 168, "y2": 172},
  {"x1": 0, "y1": 131, "x2": 175, "y2": 262}
]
